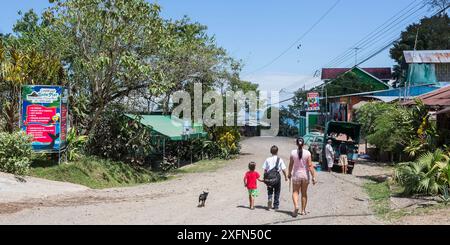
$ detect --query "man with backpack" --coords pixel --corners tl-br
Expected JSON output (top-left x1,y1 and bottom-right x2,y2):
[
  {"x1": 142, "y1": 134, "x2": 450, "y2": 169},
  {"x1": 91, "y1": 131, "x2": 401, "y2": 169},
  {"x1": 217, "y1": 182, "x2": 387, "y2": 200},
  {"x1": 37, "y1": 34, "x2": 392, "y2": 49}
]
[{"x1": 263, "y1": 145, "x2": 288, "y2": 210}]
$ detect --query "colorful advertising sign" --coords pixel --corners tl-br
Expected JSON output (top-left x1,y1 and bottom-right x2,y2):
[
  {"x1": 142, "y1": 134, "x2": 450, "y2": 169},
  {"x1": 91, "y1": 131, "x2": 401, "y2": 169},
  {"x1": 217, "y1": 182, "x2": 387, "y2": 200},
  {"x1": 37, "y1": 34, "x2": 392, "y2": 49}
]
[
  {"x1": 307, "y1": 92, "x2": 320, "y2": 111},
  {"x1": 21, "y1": 85, "x2": 68, "y2": 152}
]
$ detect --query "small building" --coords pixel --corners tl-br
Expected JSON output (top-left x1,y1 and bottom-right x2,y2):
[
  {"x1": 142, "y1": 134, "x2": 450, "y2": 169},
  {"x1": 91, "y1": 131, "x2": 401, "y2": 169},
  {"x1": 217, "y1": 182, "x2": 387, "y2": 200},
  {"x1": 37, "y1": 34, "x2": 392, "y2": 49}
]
[
  {"x1": 403, "y1": 50, "x2": 450, "y2": 85},
  {"x1": 403, "y1": 85, "x2": 450, "y2": 145},
  {"x1": 327, "y1": 85, "x2": 441, "y2": 122},
  {"x1": 125, "y1": 114, "x2": 208, "y2": 167}
]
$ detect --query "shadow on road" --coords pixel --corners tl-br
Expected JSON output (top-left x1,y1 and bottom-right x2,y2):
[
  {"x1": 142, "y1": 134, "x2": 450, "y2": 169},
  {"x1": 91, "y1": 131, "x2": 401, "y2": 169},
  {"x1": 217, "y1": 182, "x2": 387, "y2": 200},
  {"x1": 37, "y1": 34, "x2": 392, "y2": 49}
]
[
  {"x1": 357, "y1": 175, "x2": 390, "y2": 183},
  {"x1": 236, "y1": 205, "x2": 268, "y2": 211},
  {"x1": 262, "y1": 213, "x2": 375, "y2": 225}
]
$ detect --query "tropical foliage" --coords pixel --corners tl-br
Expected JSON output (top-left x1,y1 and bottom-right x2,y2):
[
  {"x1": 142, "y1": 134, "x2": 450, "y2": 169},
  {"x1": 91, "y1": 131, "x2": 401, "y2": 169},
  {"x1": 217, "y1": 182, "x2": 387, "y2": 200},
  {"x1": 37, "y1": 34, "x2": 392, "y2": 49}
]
[
  {"x1": 395, "y1": 149, "x2": 450, "y2": 196},
  {"x1": 356, "y1": 100, "x2": 439, "y2": 161},
  {"x1": 66, "y1": 127, "x2": 88, "y2": 161},
  {"x1": 87, "y1": 106, "x2": 153, "y2": 166},
  {"x1": 0, "y1": 131, "x2": 33, "y2": 175}
]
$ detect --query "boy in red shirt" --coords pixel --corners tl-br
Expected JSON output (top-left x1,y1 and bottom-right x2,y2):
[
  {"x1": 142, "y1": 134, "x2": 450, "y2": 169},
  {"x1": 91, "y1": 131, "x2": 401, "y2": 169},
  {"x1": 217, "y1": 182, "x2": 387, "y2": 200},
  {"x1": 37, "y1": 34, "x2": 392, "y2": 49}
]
[{"x1": 244, "y1": 162, "x2": 263, "y2": 210}]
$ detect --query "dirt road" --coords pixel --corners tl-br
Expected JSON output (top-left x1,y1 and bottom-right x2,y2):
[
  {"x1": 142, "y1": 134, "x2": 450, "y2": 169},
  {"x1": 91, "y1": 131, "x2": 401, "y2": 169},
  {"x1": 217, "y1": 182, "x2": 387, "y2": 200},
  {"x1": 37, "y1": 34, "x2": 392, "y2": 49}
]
[{"x1": 0, "y1": 137, "x2": 383, "y2": 225}]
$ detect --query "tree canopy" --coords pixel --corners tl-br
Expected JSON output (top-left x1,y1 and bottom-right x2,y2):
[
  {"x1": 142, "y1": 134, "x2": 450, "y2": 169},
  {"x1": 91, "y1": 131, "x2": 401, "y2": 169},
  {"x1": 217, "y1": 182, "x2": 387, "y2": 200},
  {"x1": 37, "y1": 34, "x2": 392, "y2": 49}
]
[{"x1": 1, "y1": 0, "x2": 249, "y2": 135}]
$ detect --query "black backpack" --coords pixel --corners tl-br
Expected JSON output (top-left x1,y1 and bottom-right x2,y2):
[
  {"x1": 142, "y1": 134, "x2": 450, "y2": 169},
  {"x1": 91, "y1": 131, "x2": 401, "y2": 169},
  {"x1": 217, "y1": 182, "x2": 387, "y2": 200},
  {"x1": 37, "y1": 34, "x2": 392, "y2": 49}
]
[{"x1": 264, "y1": 157, "x2": 281, "y2": 187}]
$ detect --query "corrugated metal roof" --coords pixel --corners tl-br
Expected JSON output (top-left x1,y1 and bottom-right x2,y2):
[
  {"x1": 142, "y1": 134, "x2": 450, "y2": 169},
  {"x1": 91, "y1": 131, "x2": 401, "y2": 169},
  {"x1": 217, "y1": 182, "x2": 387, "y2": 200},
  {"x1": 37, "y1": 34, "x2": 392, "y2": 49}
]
[
  {"x1": 125, "y1": 114, "x2": 207, "y2": 141},
  {"x1": 403, "y1": 85, "x2": 450, "y2": 106},
  {"x1": 403, "y1": 50, "x2": 450, "y2": 64},
  {"x1": 327, "y1": 85, "x2": 440, "y2": 99}
]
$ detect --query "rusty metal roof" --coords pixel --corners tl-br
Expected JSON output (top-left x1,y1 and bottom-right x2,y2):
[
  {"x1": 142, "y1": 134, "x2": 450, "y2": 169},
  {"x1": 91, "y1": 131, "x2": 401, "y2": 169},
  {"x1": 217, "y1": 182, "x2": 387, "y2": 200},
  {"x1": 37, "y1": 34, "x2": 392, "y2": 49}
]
[
  {"x1": 321, "y1": 67, "x2": 392, "y2": 80},
  {"x1": 403, "y1": 50, "x2": 450, "y2": 64},
  {"x1": 403, "y1": 85, "x2": 450, "y2": 107}
]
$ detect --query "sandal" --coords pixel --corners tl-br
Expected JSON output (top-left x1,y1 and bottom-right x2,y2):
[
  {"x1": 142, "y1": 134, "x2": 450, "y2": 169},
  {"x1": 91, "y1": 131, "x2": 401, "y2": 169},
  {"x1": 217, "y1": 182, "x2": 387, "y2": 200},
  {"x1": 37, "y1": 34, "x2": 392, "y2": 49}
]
[{"x1": 292, "y1": 208, "x2": 299, "y2": 218}]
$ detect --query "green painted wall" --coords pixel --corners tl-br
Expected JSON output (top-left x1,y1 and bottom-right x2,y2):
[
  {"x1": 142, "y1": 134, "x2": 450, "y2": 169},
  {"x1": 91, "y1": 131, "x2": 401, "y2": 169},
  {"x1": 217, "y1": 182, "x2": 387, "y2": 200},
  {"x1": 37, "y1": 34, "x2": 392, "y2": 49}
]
[{"x1": 351, "y1": 68, "x2": 389, "y2": 91}]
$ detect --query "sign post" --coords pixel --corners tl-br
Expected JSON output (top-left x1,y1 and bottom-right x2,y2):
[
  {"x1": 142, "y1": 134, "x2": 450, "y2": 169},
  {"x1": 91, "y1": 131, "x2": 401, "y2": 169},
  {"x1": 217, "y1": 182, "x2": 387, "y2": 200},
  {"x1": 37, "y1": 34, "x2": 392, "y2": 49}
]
[
  {"x1": 307, "y1": 92, "x2": 320, "y2": 111},
  {"x1": 20, "y1": 85, "x2": 69, "y2": 164}
]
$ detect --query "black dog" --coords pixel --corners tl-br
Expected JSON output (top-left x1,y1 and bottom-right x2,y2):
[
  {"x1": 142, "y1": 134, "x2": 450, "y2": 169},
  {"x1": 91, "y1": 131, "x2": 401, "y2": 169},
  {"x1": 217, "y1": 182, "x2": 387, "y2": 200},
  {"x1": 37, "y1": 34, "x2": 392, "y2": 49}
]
[{"x1": 198, "y1": 191, "x2": 209, "y2": 207}]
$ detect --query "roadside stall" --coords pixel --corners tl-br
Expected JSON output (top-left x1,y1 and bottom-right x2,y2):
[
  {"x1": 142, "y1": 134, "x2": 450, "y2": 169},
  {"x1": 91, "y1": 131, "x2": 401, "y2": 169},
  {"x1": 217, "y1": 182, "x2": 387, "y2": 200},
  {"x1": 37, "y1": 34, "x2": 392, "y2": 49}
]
[{"x1": 125, "y1": 114, "x2": 208, "y2": 169}]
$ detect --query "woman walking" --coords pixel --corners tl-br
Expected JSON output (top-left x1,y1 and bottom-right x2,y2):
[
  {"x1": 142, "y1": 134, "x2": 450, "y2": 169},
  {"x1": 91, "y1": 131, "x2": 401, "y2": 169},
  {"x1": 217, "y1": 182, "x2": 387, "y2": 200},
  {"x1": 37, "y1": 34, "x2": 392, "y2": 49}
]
[{"x1": 288, "y1": 138, "x2": 318, "y2": 217}]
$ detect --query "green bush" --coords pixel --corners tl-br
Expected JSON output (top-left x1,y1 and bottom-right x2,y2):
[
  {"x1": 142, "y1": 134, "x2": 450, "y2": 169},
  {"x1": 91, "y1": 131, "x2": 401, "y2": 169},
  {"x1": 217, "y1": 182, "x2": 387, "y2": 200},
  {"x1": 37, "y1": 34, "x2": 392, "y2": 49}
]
[
  {"x1": 0, "y1": 131, "x2": 33, "y2": 175},
  {"x1": 394, "y1": 149, "x2": 450, "y2": 196}
]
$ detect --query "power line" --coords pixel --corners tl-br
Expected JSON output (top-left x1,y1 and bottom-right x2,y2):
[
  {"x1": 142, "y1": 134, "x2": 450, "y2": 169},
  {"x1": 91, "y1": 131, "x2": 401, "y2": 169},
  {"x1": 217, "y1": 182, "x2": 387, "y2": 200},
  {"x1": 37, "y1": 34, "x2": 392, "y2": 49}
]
[
  {"x1": 324, "y1": 0, "x2": 427, "y2": 68},
  {"x1": 273, "y1": 4, "x2": 450, "y2": 106},
  {"x1": 323, "y1": 0, "x2": 424, "y2": 67},
  {"x1": 333, "y1": 7, "x2": 429, "y2": 67},
  {"x1": 354, "y1": 4, "x2": 449, "y2": 68},
  {"x1": 243, "y1": 0, "x2": 341, "y2": 76}
]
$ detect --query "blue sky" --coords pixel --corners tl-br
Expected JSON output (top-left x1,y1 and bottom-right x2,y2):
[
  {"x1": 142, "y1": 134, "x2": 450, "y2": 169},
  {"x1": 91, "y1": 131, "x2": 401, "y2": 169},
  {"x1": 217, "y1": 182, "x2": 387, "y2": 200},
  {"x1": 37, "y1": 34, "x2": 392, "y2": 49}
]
[{"x1": 0, "y1": 0, "x2": 434, "y2": 93}]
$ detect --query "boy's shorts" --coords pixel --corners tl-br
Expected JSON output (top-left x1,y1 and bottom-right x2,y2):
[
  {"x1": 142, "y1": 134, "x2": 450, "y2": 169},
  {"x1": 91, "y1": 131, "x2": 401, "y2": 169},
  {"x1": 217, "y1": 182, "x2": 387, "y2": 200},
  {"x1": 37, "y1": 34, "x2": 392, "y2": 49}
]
[{"x1": 248, "y1": 189, "x2": 259, "y2": 197}]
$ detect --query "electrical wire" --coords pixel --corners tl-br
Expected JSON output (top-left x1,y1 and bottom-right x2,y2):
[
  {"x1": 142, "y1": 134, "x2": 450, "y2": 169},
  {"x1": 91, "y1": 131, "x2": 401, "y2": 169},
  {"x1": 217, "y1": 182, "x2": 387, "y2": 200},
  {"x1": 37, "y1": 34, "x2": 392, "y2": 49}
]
[
  {"x1": 323, "y1": 0, "x2": 425, "y2": 67},
  {"x1": 326, "y1": 1, "x2": 429, "y2": 68},
  {"x1": 242, "y1": 0, "x2": 341, "y2": 76}
]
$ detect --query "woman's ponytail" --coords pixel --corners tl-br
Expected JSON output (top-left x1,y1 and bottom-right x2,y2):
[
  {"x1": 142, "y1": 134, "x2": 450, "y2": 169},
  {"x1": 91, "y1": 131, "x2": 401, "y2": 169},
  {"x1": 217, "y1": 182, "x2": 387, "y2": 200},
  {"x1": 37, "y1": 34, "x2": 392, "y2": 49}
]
[{"x1": 297, "y1": 138, "x2": 304, "y2": 160}]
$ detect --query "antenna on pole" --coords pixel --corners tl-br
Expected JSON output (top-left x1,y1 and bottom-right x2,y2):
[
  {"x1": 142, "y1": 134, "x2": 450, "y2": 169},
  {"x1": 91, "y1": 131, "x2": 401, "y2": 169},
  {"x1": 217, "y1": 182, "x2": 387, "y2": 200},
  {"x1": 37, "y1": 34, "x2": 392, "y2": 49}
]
[{"x1": 352, "y1": 47, "x2": 362, "y2": 67}]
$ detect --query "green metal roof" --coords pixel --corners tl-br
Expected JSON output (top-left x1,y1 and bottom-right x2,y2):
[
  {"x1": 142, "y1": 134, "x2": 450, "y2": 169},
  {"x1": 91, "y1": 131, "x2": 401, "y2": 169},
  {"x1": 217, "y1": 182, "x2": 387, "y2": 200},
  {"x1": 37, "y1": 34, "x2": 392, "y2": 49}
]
[{"x1": 125, "y1": 114, "x2": 207, "y2": 141}]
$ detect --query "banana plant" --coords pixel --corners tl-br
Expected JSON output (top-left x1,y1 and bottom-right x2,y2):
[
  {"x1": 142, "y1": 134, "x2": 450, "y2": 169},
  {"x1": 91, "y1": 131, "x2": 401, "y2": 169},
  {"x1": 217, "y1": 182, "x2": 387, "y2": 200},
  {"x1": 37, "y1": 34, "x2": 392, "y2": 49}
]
[{"x1": 66, "y1": 127, "x2": 88, "y2": 161}]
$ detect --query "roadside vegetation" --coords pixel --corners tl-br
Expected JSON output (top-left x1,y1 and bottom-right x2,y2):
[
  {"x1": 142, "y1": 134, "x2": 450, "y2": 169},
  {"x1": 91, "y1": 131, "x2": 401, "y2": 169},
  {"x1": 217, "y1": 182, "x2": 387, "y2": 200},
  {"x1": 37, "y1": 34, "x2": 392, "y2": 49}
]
[
  {"x1": 364, "y1": 178, "x2": 449, "y2": 223},
  {"x1": 28, "y1": 155, "x2": 230, "y2": 189},
  {"x1": 29, "y1": 156, "x2": 168, "y2": 189},
  {"x1": 358, "y1": 100, "x2": 450, "y2": 221},
  {"x1": 0, "y1": 0, "x2": 249, "y2": 178}
]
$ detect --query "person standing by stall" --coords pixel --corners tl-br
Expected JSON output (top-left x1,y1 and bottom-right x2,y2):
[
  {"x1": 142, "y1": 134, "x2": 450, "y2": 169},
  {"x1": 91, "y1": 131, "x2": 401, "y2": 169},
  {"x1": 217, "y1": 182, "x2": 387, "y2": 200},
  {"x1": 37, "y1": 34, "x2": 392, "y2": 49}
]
[
  {"x1": 339, "y1": 143, "x2": 349, "y2": 174},
  {"x1": 325, "y1": 139, "x2": 335, "y2": 173}
]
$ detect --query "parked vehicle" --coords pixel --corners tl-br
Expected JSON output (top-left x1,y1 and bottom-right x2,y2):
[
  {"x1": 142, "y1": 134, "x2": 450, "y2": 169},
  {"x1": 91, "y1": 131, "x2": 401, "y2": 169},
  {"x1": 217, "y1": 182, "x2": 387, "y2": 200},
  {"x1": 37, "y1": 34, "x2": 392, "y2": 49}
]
[
  {"x1": 321, "y1": 121, "x2": 361, "y2": 174},
  {"x1": 303, "y1": 132, "x2": 324, "y2": 161}
]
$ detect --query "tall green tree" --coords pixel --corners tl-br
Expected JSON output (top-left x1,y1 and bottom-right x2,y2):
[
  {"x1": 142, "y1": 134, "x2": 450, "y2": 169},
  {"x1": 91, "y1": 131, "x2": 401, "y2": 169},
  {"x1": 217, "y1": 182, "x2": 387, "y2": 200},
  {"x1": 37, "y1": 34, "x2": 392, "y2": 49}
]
[
  {"x1": 427, "y1": 0, "x2": 450, "y2": 13},
  {"x1": 44, "y1": 0, "x2": 167, "y2": 132}
]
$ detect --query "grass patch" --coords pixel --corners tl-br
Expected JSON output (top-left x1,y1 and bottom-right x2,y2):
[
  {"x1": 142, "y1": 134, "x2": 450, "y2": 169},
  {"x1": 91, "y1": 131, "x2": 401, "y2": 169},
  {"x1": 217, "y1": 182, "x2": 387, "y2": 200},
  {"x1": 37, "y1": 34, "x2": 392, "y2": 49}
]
[
  {"x1": 364, "y1": 182, "x2": 391, "y2": 218},
  {"x1": 29, "y1": 156, "x2": 167, "y2": 189},
  {"x1": 172, "y1": 159, "x2": 228, "y2": 174},
  {"x1": 364, "y1": 180, "x2": 450, "y2": 222}
]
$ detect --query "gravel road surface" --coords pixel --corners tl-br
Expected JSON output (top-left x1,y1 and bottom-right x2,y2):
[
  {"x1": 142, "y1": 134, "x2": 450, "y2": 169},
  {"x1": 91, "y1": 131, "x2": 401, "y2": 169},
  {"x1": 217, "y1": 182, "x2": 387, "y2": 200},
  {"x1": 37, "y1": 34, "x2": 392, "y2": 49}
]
[{"x1": 0, "y1": 137, "x2": 383, "y2": 225}]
